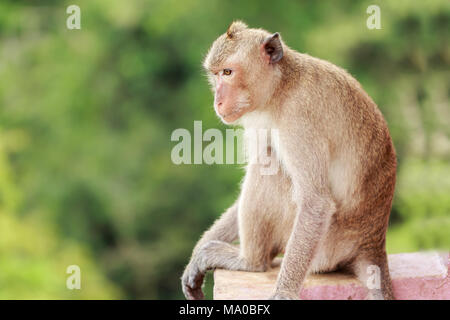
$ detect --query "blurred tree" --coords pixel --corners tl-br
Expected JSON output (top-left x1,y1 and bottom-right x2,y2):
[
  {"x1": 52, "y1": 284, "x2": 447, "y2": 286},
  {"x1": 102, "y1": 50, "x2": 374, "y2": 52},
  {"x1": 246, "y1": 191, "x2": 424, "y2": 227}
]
[{"x1": 0, "y1": 130, "x2": 120, "y2": 299}]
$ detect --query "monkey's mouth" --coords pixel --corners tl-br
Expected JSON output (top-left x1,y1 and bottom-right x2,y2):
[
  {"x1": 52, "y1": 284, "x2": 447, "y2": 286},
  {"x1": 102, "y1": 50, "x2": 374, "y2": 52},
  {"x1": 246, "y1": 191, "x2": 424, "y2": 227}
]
[{"x1": 220, "y1": 110, "x2": 241, "y2": 121}]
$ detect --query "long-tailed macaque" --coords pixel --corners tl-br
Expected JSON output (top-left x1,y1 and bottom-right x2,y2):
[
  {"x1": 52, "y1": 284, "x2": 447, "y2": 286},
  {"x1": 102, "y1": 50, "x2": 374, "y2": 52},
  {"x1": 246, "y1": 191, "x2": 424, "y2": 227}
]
[{"x1": 181, "y1": 21, "x2": 396, "y2": 300}]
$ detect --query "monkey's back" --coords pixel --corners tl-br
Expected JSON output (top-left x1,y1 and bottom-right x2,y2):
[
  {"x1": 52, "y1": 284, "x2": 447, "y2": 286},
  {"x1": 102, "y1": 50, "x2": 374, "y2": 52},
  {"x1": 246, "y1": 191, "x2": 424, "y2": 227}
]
[
  {"x1": 284, "y1": 51, "x2": 395, "y2": 199},
  {"x1": 278, "y1": 51, "x2": 397, "y2": 259}
]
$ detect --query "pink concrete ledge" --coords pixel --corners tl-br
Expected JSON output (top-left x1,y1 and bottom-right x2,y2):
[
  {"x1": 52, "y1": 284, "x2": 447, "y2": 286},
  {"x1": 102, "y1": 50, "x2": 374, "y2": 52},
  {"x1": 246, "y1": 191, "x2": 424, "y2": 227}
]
[{"x1": 213, "y1": 251, "x2": 450, "y2": 300}]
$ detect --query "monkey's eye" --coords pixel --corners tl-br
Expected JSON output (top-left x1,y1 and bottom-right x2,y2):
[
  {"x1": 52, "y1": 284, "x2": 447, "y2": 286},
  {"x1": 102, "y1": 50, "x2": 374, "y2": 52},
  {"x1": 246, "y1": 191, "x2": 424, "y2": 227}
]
[{"x1": 223, "y1": 69, "x2": 232, "y2": 76}]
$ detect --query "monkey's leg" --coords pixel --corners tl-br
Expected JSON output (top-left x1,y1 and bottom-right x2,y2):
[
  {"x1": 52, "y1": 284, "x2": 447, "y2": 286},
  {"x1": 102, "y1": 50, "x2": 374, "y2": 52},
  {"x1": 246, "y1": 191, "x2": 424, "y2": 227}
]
[
  {"x1": 181, "y1": 201, "x2": 239, "y2": 300},
  {"x1": 353, "y1": 250, "x2": 395, "y2": 300},
  {"x1": 237, "y1": 163, "x2": 286, "y2": 273}
]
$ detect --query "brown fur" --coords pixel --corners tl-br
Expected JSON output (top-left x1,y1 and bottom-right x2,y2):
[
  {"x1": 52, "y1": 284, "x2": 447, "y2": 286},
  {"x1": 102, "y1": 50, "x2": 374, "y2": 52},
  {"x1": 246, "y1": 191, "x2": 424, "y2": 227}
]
[{"x1": 182, "y1": 21, "x2": 396, "y2": 300}]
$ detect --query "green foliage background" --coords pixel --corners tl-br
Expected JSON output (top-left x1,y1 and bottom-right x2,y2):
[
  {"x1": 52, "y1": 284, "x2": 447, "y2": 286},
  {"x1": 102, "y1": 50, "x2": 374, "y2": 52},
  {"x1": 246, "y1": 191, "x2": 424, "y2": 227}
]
[{"x1": 0, "y1": 0, "x2": 448, "y2": 299}]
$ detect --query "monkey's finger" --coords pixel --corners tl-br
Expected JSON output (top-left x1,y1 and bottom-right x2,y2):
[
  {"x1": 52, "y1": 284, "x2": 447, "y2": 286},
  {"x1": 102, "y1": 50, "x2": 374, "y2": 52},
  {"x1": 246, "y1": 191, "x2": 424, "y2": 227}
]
[
  {"x1": 187, "y1": 275, "x2": 200, "y2": 289},
  {"x1": 186, "y1": 268, "x2": 205, "y2": 288},
  {"x1": 184, "y1": 272, "x2": 205, "y2": 300},
  {"x1": 182, "y1": 278, "x2": 204, "y2": 300},
  {"x1": 182, "y1": 276, "x2": 203, "y2": 299},
  {"x1": 185, "y1": 285, "x2": 205, "y2": 300},
  {"x1": 181, "y1": 283, "x2": 190, "y2": 299}
]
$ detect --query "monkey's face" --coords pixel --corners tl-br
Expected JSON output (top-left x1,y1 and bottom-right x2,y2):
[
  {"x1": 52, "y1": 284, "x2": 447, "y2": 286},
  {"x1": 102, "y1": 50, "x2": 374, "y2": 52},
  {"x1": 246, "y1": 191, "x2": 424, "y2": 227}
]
[
  {"x1": 204, "y1": 21, "x2": 284, "y2": 125},
  {"x1": 210, "y1": 65, "x2": 252, "y2": 124}
]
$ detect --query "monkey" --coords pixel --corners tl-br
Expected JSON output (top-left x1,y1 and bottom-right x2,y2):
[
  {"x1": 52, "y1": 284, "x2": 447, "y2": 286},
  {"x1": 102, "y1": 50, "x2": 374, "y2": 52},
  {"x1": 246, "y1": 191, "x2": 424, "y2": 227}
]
[{"x1": 181, "y1": 21, "x2": 397, "y2": 300}]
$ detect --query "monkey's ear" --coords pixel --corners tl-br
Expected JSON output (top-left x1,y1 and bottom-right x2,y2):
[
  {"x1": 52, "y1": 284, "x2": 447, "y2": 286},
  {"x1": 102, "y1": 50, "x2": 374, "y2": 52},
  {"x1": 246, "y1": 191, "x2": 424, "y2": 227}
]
[
  {"x1": 263, "y1": 33, "x2": 283, "y2": 64},
  {"x1": 227, "y1": 21, "x2": 248, "y2": 38}
]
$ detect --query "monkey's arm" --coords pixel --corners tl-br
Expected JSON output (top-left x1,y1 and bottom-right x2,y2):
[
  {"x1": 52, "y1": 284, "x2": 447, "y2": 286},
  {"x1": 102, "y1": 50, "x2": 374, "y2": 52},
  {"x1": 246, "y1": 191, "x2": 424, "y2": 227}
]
[
  {"x1": 181, "y1": 200, "x2": 239, "y2": 300},
  {"x1": 272, "y1": 192, "x2": 336, "y2": 299},
  {"x1": 272, "y1": 139, "x2": 336, "y2": 299}
]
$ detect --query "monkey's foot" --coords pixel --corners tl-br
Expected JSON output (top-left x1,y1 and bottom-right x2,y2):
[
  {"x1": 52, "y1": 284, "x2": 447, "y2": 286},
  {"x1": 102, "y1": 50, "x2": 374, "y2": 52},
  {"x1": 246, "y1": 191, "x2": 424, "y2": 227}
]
[{"x1": 268, "y1": 291, "x2": 299, "y2": 300}]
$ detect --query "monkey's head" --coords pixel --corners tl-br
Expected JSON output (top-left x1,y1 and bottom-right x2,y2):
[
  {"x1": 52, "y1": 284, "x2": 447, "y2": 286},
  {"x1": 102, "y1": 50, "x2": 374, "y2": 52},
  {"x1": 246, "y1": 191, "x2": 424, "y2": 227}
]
[{"x1": 203, "y1": 21, "x2": 284, "y2": 124}]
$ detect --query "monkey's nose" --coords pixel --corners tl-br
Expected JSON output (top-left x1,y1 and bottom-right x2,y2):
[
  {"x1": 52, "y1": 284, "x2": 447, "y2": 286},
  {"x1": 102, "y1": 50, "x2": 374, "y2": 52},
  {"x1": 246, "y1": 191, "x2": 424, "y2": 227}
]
[{"x1": 216, "y1": 102, "x2": 226, "y2": 117}]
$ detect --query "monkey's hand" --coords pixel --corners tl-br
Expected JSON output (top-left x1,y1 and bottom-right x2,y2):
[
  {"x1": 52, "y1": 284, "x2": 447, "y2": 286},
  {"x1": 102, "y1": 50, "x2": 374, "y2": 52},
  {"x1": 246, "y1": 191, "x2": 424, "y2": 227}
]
[
  {"x1": 181, "y1": 260, "x2": 206, "y2": 300},
  {"x1": 269, "y1": 290, "x2": 299, "y2": 300}
]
